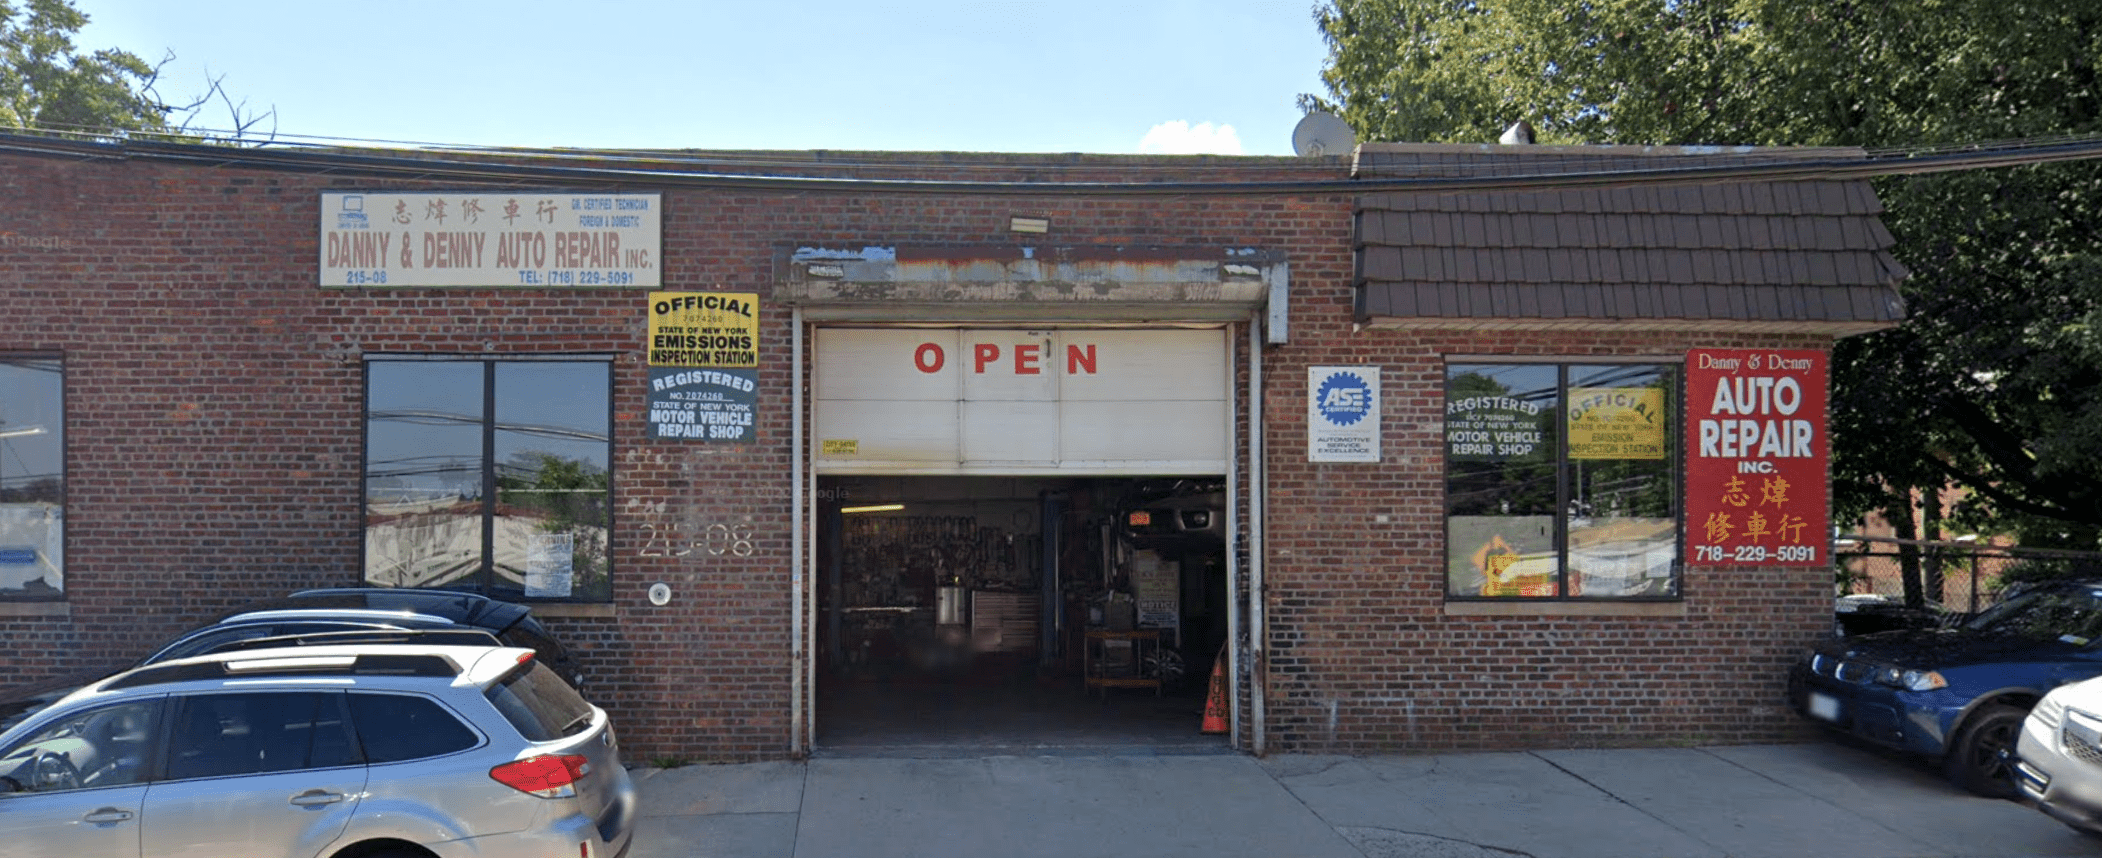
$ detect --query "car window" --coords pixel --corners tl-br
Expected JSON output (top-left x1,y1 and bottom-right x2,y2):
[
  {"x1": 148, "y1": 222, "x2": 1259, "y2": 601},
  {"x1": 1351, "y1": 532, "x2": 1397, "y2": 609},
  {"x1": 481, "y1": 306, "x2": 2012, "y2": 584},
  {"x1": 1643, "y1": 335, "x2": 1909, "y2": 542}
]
[
  {"x1": 499, "y1": 618, "x2": 572, "y2": 664},
  {"x1": 164, "y1": 692, "x2": 358, "y2": 780},
  {"x1": 0, "y1": 699, "x2": 160, "y2": 794},
  {"x1": 1969, "y1": 587, "x2": 2102, "y2": 642},
  {"x1": 346, "y1": 694, "x2": 479, "y2": 763},
  {"x1": 485, "y1": 661, "x2": 594, "y2": 742}
]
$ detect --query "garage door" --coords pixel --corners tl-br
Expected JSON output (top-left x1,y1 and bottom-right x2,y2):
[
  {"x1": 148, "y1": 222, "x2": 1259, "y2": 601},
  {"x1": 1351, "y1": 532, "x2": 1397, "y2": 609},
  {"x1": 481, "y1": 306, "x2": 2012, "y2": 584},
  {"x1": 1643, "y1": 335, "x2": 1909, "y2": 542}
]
[{"x1": 814, "y1": 328, "x2": 1230, "y2": 475}]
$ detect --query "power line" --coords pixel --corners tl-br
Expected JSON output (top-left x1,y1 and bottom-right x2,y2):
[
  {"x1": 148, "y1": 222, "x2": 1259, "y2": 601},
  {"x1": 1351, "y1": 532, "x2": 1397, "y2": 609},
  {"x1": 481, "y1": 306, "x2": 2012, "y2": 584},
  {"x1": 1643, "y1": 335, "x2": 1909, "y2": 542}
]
[{"x1": 4, "y1": 129, "x2": 2102, "y2": 196}]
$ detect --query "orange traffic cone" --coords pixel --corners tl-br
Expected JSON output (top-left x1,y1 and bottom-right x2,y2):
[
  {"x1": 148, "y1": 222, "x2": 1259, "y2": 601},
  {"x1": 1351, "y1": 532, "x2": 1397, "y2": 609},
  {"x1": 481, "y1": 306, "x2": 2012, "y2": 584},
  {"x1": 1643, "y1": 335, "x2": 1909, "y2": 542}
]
[{"x1": 1200, "y1": 644, "x2": 1228, "y2": 734}]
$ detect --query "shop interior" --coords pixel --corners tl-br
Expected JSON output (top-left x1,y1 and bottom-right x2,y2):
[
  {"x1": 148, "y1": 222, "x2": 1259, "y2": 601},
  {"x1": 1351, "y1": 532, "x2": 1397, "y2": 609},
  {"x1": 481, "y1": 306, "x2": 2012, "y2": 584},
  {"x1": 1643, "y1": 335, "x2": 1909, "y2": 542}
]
[{"x1": 814, "y1": 475, "x2": 1230, "y2": 752}]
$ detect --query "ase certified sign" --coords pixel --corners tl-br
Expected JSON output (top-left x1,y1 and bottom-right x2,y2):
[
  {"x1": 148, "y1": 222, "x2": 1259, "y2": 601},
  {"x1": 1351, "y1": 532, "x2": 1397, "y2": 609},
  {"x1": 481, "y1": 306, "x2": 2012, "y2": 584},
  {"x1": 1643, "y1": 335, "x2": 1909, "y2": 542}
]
[{"x1": 1308, "y1": 366, "x2": 1380, "y2": 463}]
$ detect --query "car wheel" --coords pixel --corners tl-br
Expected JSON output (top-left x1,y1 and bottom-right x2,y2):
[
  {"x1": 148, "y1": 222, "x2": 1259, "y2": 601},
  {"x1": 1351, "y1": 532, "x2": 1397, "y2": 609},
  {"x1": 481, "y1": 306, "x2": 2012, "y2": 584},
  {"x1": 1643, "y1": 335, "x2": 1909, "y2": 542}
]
[{"x1": 1943, "y1": 703, "x2": 2026, "y2": 799}]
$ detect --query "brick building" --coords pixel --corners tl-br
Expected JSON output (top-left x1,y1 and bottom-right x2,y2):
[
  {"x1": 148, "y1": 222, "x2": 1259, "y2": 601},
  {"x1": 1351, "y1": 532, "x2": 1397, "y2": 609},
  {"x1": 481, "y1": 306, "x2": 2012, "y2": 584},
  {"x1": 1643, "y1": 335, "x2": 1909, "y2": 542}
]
[{"x1": 0, "y1": 133, "x2": 1904, "y2": 761}]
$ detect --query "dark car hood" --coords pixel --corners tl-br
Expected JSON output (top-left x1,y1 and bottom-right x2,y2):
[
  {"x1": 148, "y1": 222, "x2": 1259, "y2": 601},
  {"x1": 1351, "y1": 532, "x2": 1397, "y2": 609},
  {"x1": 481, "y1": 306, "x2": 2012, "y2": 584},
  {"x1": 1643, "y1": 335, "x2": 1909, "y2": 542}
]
[{"x1": 1815, "y1": 627, "x2": 2094, "y2": 669}]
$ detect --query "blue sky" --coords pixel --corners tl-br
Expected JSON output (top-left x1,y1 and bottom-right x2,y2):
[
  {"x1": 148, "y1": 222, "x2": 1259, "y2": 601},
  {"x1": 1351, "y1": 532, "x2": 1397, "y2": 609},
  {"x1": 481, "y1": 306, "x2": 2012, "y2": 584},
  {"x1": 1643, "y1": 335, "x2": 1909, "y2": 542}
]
[{"x1": 74, "y1": 1, "x2": 1333, "y2": 156}]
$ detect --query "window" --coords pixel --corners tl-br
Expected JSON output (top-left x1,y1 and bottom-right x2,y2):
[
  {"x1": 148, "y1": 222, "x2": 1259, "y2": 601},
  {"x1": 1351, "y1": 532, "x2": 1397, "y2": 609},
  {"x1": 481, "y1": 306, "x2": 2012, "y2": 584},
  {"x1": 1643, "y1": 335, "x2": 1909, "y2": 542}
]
[
  {"x1": 1445, "y1": 361, "x2": 1680, "y2": 599},
  {"x1": 347, "y1": 694, "x2": 480, "y2": 763},
  {"x1": 364, "y1": 358, "x2": 612, "y2": 601},
  {"x1": 0, "y1": 357, "x2": 62, "y2": 599},
  {"x1": 165, "y1": 693, "x2": 357, "y2": 780},
  {"x1": 486, "y1": 660, "x2": 595, "y2": 741},
  {"x1": 0, "y1": 699, "x2": 158, "y2": 793}
]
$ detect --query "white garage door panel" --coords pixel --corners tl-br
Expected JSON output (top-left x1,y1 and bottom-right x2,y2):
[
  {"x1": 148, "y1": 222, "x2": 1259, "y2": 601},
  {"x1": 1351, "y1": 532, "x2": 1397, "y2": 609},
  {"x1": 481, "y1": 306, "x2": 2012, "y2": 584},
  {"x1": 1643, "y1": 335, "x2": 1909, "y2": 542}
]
[
  {"x1": 815, "y1": 329, "x2": 960, "y2": 400},
  {"x1": 814, "y1": 326, "x2": 1231, "y2": 474},
  {"x1": 959, "y1": 334, "x2": 1061, "y2": 402},
  {"x1": 1061, "y1": 400, "x2": 1227, "y2": 462},
  {"x1": 961, "y1": 401, "x2": 1059, "y2": 462},
  {"x1": 1058, "y1": 330, "x2": 1228, "y2": 401},
  {"x1": 816, "y1": 399, "x2": 960, "y2": 461}
]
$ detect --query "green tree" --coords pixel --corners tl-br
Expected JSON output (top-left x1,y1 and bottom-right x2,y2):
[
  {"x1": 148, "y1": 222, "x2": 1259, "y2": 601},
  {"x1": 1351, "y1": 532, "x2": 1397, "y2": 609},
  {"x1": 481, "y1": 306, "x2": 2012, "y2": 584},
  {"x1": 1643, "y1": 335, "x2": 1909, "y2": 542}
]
[
  {"x1": 1, "y1": 0, "x2": 167, "y2": 136},
  {"x1": 2, "y1": 0, "x2": 271, "y2": 141},
  {"x1": 1310, "y1": 0, "x2": 2102, "y2": 556}
]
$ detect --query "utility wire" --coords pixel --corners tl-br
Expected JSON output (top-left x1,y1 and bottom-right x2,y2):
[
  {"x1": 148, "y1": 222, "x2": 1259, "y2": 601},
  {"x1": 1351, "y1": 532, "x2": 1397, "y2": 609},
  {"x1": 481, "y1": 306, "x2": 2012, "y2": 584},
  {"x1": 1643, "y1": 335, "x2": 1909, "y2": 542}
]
[{"x1": 4, "y1": 129, "x2": 2102, "y2": 196}]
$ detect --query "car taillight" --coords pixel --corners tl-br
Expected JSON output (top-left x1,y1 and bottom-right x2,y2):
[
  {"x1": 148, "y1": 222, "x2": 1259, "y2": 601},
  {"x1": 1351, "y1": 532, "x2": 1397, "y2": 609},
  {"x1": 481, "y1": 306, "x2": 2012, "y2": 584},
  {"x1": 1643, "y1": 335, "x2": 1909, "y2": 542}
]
[{"x1": 490, "y1": 754, "x2": 591, "y2": 798}]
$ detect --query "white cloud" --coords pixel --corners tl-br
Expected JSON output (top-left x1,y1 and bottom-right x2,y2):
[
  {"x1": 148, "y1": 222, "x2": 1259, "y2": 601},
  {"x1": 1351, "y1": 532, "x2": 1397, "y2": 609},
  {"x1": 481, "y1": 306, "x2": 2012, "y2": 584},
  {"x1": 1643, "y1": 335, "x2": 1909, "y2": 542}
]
[{"x1": 1137, "y1": 121, "x2": 1245, "y2": 155}]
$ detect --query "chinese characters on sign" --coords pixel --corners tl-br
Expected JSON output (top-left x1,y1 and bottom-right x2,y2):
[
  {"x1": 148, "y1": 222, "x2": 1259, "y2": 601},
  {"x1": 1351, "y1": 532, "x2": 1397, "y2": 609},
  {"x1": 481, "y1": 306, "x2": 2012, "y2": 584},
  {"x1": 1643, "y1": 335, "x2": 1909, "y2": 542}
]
[
  {"x1": 1683, "y1": 348, "x2": 1828, "y2": 566},
  {"x1": 646, "y1": 292, "x2": 760, "y2": 443},
  {"x1": 319, "y1": 192, "x2": 661, "y2": 287},
  {"x1": 1308, "y1": 366, "x2": 1380, "y2": 463}
]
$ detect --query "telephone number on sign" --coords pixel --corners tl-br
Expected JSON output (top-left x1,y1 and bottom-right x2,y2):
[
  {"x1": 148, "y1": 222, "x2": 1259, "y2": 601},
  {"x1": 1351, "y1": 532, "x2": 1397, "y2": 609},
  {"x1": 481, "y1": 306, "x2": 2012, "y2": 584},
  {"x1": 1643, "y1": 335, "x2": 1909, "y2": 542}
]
[
  {"x1": 518, "y1": 269, "x2": 636, "y2": 286},
  {"x1": 1695, "y1": 544, "x2": 1818, "y2": 563}
]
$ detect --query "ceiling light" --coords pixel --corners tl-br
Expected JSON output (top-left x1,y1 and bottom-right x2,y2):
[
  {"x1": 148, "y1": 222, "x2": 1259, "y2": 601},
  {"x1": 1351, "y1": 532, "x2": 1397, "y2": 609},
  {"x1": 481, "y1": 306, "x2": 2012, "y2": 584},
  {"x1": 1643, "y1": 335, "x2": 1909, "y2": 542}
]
[{"x1": 841, "y1": 503, "x2": 904, "y2": 514}]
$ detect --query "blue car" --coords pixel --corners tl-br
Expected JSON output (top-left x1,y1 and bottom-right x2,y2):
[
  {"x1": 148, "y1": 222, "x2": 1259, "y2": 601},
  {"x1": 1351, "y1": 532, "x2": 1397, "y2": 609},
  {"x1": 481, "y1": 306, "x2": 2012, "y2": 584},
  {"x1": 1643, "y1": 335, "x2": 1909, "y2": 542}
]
[{"x1": 1787, "y1": 579, "x2": 2102, "y2": 797}]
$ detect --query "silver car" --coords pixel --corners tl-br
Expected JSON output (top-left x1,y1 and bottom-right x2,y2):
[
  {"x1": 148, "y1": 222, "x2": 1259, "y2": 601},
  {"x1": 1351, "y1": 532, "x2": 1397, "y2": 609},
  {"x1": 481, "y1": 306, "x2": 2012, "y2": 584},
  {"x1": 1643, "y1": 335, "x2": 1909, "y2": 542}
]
[
  {"x1": 2017, "y1": 676, "x2": 2102, "y2": 836},
  {"x1": 0, "y1": 643, "x2": 634, "y2": 858}
]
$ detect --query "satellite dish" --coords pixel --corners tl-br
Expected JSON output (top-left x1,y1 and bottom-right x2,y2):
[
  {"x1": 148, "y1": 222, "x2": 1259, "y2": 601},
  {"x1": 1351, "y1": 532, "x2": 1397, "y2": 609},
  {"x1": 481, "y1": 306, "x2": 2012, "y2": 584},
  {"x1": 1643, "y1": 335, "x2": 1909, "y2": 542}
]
[{"x1": 1292, "y1": 112, "x2": 1358, "y2": 157}]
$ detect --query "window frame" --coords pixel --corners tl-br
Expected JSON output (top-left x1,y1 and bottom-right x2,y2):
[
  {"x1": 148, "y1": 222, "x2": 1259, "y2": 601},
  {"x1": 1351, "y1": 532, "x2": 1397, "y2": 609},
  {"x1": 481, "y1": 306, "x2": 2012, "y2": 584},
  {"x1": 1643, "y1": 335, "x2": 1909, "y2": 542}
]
[
  {"x1": 360, "y1": 354, "x2": 616, "y2": 603},
  {"x1": 0, "y1": 354, "x2": 64, "y2": 602},
  {"x1": 1443, "y1": 356, "x2": 1684, "y2": 603}
]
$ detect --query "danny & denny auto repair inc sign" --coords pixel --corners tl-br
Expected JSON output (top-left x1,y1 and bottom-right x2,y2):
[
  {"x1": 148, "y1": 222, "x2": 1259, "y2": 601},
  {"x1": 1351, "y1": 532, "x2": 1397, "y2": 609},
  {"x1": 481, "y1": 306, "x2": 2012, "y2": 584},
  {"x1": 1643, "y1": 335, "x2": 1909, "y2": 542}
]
[{"x1": 1684, "y1": 348, "x2": 1829, "y2": 566}]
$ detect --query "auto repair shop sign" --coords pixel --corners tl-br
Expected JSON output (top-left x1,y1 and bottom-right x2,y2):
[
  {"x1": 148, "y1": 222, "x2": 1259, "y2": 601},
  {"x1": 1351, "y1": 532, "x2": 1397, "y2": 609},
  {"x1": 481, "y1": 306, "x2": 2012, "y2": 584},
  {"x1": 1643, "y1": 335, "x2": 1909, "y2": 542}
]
[
  {"x1": 1684, "y1": 348, "x2": 1828, "y2": 566},
  {"x1": 320, "y1": 192, "x2": 660, "y2": 287},
  {"x1": 645, "y1": 292, "x2": 759, "y2": 443}
]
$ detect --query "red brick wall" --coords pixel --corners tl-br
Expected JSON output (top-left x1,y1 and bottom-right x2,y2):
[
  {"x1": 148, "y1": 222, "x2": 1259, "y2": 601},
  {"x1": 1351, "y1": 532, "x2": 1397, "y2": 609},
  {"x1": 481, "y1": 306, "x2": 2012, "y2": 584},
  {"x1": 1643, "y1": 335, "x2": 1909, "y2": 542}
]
[
  {"x1": 1256, "y1": 323, "x2": 1834, "y2": 751},
  {"x1": 0, "y1": 146, "x2": 1833, "y2": 760}
]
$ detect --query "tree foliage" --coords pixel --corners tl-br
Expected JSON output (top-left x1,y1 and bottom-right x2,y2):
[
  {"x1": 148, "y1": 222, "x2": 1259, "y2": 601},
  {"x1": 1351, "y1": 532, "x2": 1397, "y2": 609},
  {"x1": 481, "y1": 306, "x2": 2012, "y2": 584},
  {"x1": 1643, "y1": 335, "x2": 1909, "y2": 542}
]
[
  {"x1": 1311, "y1": 0, "x2": 2102, "y2": 547},
  {"x1": 2, "y1": 0, "x2": 271, "y2": 141},
  {"x1": 0, "y1": 0, "x2": 167, "y2": 135}
]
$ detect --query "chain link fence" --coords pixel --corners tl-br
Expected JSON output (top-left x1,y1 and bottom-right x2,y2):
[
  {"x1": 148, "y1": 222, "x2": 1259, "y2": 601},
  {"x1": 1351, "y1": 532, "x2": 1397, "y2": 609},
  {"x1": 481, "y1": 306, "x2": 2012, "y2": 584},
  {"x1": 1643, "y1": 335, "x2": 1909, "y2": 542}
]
[{"x1": 1831, "y1": 536, "x2": 2102, "y2": 634}]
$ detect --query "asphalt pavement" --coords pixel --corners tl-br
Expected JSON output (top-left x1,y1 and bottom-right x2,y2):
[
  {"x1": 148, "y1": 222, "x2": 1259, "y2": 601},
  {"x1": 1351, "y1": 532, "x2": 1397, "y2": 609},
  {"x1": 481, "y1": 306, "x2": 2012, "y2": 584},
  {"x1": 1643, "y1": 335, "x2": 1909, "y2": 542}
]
[{"x1": 625, "y1": 742, "x2": 2102, "y2": 858}]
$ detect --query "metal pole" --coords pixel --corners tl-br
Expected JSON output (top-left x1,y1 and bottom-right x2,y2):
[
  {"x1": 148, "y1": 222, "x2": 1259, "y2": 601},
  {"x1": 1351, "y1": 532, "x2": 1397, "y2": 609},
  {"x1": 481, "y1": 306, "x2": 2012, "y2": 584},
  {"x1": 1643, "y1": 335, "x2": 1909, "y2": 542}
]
[
  {"x1": 1246, "y1": 316, "x2": 1267, "y2": 754},
  {"x1": 1971, "y1": 551, "x2": 1981, "y2": 614},
  {"x1": 791, "y1": 307, "x2": 806, "y2": 755}
]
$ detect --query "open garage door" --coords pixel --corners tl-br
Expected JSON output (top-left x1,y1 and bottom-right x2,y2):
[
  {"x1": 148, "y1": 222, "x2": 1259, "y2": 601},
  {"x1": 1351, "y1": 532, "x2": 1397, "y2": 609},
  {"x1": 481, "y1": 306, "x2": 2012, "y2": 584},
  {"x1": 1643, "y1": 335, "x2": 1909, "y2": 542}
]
[{"x1": 804, "y1": 326, "x2": 1240, "y2": 753}]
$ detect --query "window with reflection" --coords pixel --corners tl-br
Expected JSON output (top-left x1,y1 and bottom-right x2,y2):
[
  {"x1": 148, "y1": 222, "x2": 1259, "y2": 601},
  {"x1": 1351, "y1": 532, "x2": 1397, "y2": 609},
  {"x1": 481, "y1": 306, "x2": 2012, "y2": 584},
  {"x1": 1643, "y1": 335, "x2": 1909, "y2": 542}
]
[
  {"x1": 0, "y1": 356, "x2": 62, "y2": 600},
  {"x1": 364, "y1": 357, "x2": 611, "y2": 601},
  {"x1": 1445, "y1": 361, "x2": 1680, "y2": 600}
]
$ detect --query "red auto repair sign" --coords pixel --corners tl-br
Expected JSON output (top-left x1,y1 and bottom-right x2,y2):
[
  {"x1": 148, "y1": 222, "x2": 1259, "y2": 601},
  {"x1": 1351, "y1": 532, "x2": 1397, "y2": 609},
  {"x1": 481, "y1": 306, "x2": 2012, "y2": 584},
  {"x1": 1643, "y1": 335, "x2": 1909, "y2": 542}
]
[{"x1": 1684, "y1": 349, "x2": 1829, "y2": 566}]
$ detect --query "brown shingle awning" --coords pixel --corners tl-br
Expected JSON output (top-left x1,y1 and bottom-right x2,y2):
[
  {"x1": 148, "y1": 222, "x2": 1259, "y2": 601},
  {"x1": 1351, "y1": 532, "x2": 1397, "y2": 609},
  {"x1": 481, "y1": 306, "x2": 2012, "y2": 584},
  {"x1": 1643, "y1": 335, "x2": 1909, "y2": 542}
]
[{"x1": 1352, "y1": 144, "x2": 1907, "y2": 334}]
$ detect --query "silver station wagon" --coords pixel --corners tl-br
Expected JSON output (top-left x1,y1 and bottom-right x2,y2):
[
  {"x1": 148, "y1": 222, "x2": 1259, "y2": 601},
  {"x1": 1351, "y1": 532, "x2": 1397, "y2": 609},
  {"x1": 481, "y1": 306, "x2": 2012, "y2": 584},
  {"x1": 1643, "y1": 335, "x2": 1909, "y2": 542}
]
[{"x1": 0, "y1": 643, "x2": 634, "y2": 858}]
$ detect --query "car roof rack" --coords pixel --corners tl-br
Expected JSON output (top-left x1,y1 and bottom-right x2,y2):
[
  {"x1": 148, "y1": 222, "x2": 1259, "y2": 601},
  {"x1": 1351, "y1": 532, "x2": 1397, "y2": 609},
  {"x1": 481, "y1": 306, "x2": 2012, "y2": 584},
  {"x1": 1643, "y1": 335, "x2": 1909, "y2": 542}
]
[
  {"x1": 203, "y1": 628, "x2": 503, "y2": 656},
  {"x1": 219, "y1": 608, "x2": 457, "y2": 626},
  {"x1": 106, "y1": 650, "x2": 466, "y2": 690}
]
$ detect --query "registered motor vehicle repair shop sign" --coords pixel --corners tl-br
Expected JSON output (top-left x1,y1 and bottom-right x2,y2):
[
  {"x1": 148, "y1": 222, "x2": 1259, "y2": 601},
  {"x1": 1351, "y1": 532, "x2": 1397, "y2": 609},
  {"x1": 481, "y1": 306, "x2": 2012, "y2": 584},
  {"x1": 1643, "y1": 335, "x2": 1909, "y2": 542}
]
[{"x1": 646, "y1": 292, "x2": 759, "y2": 443}]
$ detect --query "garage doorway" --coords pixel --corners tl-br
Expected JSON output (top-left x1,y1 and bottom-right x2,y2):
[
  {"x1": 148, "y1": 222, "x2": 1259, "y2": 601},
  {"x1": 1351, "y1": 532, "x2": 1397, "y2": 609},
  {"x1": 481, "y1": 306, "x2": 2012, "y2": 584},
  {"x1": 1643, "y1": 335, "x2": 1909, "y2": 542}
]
[{"x1": 813, "y1": 475, "x2": 1229, "y2": 752}]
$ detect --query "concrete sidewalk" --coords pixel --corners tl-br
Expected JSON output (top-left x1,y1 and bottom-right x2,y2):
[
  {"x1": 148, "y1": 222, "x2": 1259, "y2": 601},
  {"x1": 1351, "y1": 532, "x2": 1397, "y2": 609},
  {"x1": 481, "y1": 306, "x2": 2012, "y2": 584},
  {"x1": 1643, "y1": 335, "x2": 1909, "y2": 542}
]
[{"x1": 625, "y1": 743, "x2": 2100, "y2": 858}]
